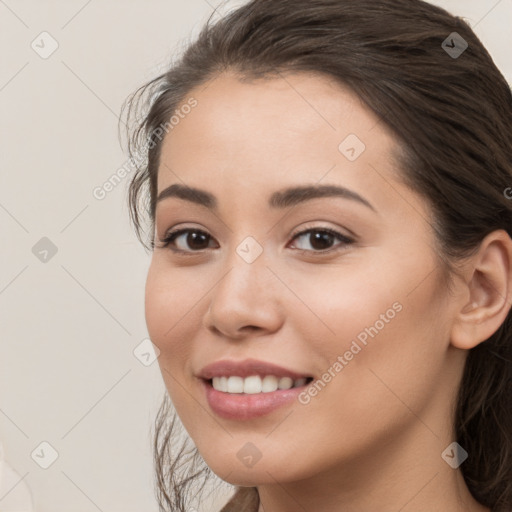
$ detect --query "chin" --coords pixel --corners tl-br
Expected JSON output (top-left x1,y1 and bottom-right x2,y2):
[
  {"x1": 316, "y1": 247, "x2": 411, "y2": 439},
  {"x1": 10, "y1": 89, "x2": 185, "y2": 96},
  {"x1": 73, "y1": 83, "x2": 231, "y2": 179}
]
[
  {"x1": 205, "y1": 452, "x2": 310, "y2": 487},
  {"x1": 217, "y1": 469, "x2": 284, "y2": 487}
]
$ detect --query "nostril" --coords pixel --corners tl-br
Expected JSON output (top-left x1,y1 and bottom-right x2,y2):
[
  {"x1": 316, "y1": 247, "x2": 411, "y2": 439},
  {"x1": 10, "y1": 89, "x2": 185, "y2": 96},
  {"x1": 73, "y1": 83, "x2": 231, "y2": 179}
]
[{"x1": 242, "y1": 326, "x2": 260, "y2": 333}]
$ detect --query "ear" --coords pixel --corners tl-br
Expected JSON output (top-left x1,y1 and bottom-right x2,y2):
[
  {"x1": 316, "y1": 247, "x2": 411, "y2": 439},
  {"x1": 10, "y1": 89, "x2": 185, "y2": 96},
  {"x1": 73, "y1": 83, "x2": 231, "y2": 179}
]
[{"x1": 450, "y1": 229, "x2": 512, "y2": 350}]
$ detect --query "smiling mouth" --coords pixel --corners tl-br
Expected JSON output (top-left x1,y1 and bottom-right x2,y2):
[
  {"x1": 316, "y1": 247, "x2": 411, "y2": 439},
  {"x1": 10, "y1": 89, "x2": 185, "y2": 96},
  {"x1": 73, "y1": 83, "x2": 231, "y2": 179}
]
[{"x1": 206, "y1": 375, "x2": 314, "y2": 394}]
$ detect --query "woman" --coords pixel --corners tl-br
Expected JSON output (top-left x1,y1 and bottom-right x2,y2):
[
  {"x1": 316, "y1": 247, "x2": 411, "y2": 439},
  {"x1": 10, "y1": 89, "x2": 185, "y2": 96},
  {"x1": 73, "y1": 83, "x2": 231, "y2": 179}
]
[{"x1": 122, "y1": 0, "x2": 512, "y2": 510}]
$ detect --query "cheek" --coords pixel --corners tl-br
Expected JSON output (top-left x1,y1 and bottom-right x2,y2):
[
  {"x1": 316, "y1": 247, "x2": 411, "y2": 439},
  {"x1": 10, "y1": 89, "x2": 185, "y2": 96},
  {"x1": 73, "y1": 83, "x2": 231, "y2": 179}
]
[
  {"x1": 144, "y1": 264, "x2": 204, "y2": 421},
  {"x1": 286, "y1": 261, "x2": 406, "y2": 356},
  {"x1": 307, "y1": 249, "x2": 447, "y2": 354},
  {"x1": 145, "y1": 259, "x2": 200, "y2": 341},
  {"x1": 290, "y1": 255, "x2": 450, "y2": 415},
  {"x1": 144, "y1": 260, "x2": 203, "y2": 376}
]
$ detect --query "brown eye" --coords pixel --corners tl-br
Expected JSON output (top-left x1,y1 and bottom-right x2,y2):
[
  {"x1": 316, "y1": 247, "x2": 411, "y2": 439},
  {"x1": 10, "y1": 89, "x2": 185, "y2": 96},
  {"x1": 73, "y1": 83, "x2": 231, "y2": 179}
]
[
  {"x1": 160, "y1": 229, "x2": 217, "y2": 252},
  {"x1": 290, "y1": 228, "x2": 354, "y2": 253}
]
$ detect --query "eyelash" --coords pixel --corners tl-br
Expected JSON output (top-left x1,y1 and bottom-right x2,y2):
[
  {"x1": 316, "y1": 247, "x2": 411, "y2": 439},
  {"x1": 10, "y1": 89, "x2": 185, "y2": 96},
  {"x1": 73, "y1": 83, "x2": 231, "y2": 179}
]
[{"x1": 157, "y1": 226, "x2": 355, "y2": 256}]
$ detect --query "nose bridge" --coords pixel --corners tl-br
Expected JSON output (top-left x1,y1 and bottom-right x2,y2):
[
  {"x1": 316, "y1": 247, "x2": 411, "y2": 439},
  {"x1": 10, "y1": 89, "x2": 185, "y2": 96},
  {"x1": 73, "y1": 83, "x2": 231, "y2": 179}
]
[
  {"x1": 204, "y1": 236, "x2": 283, "y2": 335},
  {"x1": 216, "y1": 236, "x2": 271, "y2": 304}
]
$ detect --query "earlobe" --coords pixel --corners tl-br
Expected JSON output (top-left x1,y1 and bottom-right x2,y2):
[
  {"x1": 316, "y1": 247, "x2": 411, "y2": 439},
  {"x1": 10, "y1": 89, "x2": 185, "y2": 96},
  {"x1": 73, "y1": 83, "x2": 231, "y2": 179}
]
[{"x1": 450, "y1": 229, "x2": 512, "y2": 351}]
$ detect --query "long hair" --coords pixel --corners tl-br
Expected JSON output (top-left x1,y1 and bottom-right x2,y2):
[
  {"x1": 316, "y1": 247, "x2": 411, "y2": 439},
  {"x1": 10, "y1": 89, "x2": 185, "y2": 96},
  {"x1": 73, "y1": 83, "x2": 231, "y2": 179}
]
[{"x1": 122, "y1": 1, "x2": 512, "y2": 510}]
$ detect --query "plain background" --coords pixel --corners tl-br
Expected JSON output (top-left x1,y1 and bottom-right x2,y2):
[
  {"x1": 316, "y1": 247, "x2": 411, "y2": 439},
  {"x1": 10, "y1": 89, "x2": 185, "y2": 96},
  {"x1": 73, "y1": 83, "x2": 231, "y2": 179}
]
[{"x1": 0, "y1": 1, "x2": 510, "y2": 511}]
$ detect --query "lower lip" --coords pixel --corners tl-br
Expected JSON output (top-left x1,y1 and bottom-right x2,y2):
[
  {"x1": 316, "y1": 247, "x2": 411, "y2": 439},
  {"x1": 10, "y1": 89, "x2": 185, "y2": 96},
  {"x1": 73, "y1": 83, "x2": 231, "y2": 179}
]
[{"x1": 202, "y1": 379, "x2": 308, "y2": 420}]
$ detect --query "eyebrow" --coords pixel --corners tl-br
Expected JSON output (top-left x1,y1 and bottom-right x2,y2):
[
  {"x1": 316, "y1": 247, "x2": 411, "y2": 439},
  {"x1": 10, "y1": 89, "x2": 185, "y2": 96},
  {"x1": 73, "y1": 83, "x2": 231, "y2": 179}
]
[{"x1": 156, "y1": 183, "x2": 377, "y2": 212}]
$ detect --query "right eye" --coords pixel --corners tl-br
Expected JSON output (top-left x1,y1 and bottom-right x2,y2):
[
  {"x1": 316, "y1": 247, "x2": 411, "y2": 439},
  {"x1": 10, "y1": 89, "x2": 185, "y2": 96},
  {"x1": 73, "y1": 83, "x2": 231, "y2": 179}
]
[{"x1": 158, "y1": 228, "x2": 219, "y2": 254}]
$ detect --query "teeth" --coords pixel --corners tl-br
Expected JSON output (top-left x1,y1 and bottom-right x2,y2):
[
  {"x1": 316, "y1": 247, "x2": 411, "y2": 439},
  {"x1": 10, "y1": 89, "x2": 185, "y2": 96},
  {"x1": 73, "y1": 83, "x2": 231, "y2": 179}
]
[
  {"x1": 278, "y1": 376, "x2": 293, "y2": 390},
  {"x1": 262, "y1": 375, "x2": 278, "y2": 393},
  {"x1": 227, "y1": 376, "x2": 244, "y2": 393},
  {"x1": 211, "y1": 375, "x2": 309, "y2": 394},
  {"x1": 244, "y1": 375, "x2": 262, "y2": 394}
]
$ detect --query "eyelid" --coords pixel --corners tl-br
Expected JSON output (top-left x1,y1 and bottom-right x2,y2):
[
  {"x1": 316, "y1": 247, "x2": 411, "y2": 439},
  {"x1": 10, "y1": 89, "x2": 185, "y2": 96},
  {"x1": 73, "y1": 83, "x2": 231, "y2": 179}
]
[
  {"x1": 289, "y1": 221, "x2": 356, "y2": 243},
  {"x1": 157, "y1": 223, "x2": 356, "y2": 254},
  {"x1": 287, "y1": 227, "x2": 355, "y2": 255},
  {"x1": 157, "y1": 226, "x2": 217, "y2": 255}
]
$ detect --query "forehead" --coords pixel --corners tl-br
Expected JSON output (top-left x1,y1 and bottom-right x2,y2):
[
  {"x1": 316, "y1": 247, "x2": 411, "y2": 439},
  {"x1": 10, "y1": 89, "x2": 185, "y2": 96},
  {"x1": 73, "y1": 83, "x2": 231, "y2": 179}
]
[
  {"x1": 160, "y1": 72, "x2": 395, "y2": 167},
  {"x1": 155, "y1": 71, "x2": 425, "y2": 221},
  {"x1": 162, "y1": 71, "x2": 386, "y2": 157}
]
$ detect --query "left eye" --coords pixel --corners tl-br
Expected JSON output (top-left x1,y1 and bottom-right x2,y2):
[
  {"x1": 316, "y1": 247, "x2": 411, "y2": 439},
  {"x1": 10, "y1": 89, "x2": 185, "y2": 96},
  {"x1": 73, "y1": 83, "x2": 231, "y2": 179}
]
[
  {"x1": 157, "y1": 227, "x2": 354, "y2": 254},
  {"x1": 289, "y1": 228, "x2": 354, "y2": 252}
]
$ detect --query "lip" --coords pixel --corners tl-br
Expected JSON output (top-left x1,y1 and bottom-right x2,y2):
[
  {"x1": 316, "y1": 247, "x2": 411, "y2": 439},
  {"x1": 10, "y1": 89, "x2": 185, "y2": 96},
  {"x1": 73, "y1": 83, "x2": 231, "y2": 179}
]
[
  {"x1": 202, "y1": 379, "x2": 310, "y2": 420},
  {"x1": 197, "y1": 358, "x2": 313, "y2": 420},
  {"x1": 197, "y1": 358, "x2": 312, "y2": 380}
]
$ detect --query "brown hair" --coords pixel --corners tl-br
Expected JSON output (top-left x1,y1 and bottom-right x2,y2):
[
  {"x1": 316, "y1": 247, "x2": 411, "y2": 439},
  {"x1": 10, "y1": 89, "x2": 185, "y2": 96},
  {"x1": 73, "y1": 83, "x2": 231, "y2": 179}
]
[{"x1": 122, "y1": 0, "x2": 512, "y2": 510}]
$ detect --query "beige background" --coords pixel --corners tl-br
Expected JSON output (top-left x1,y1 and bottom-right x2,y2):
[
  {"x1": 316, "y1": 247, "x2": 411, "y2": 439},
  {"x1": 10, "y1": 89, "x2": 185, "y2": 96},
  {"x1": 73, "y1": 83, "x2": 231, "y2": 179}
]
[{"x1": 0, "y1": 1, "x2": 510, "y2": 511}]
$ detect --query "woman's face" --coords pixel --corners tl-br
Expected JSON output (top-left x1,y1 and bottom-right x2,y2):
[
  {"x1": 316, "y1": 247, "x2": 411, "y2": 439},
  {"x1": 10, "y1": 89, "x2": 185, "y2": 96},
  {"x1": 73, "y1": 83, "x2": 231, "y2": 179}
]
[{"x1": 145, "y1": 72, "x2": 465, "y2": 485}]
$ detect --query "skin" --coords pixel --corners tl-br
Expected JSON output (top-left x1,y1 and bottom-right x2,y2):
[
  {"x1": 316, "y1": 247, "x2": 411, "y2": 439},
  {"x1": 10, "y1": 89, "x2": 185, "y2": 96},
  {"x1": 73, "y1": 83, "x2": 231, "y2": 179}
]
[{"x1": 145, "y1": 72, "x2": 512, "y2": 512}]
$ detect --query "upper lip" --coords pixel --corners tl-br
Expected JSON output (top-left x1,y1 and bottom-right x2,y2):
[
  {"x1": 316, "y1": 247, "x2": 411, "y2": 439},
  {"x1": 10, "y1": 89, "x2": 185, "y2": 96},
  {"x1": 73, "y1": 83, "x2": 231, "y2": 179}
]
[{"x1": 198, "y1": 358, "x2": 312, "y2": 380}]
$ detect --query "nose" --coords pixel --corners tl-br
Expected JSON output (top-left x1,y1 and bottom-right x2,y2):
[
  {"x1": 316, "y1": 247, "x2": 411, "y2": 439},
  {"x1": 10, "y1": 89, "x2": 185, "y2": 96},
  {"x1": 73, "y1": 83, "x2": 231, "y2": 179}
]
[{"x1": 201, "y1": 249, "x2": 284, "y2": 339}]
